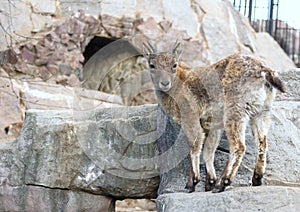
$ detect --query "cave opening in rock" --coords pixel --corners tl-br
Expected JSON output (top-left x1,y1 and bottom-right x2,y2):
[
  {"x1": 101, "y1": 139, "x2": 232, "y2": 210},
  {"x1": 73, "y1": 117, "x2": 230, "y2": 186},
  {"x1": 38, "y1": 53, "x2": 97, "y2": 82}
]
[
  {"x1": 83, "y1": 36, "x2": 116, "y2": 65},
  {"x1": 82, "y1": 36, "x2": 157, "y2": 106}
]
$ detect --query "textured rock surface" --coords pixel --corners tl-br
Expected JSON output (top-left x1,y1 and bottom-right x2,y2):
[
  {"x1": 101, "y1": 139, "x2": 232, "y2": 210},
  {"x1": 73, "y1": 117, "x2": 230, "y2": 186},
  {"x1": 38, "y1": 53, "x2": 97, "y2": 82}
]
[
  {"x1": 0, "y1": 76, "x2": 122, "y2": 140},
  {"x1": 254, "y1": 32, "x2": 297, "y2": 71},
  {"x1": 156, "y1": 186, "x2": 300, "y2": 211},
  {"x1": 17, "y1": 105, "x2": 160, "y2": 199},
  {"x1": 156, "y1": 106, "x2": 191, "y2": 194},
  {"x1": 278, "y1": 68, "x2": 300, "y2": 100},
  {"x1": 0, "y1": 139, "x2": 114, "y2": 211},
  {"x1": 0, "y1": 184, "x2": 114, "y2": 212},
  {"x1": 202, "y1": 15, "x2": 239, "y2": 63},
  {"x1": 1, "y1": 11, "x2": 101, "y2": 85},
  {"x1": 116, "y1": 199, "x2": 156, "y2": 212},
  {"x1": 0, "y1": 140, "x2": 23, "y2": 187}
]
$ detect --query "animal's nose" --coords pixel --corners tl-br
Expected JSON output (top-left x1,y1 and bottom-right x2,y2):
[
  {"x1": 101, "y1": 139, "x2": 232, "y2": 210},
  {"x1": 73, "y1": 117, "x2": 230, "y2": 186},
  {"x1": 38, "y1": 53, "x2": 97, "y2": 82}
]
[{"x1": 160, "y1": 81, "x2": 170, "y2": 87}]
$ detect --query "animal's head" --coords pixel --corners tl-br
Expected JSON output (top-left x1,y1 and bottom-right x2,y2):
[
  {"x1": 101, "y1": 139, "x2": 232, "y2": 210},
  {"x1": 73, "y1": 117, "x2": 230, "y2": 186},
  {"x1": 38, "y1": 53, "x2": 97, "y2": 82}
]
[{"x1": 142, "y1": 40, "x2": 182, "y2": 92}]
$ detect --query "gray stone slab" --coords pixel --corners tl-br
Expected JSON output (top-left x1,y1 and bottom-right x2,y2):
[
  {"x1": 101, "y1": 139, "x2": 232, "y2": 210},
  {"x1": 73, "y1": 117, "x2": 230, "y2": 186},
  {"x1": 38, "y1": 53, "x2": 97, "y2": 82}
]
[
  {"x1": 156, "y1": 186, "x2": 300, "y2": 212},
  {"x1": 17, "y1": 105, "x2": 160, "y2": 199},
  {"x1": 0, "y1": 184, "x2": 114, "y2": 212}
]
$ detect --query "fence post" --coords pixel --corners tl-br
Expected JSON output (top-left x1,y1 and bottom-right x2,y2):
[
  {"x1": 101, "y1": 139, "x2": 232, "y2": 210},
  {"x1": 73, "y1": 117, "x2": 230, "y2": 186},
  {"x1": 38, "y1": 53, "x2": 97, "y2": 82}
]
[
  {"x1": 274, "y1": 0, "x2": 279, "y2": 39},
  {"x1": 292, "y1": 29, "x2": 296, "y2": 62},
  {"x1": 268, "y1": 0, "x2": 274, "y2": 35},
  {"x1": 248, "y1": 0, "x2": 253, "y2": 22}
]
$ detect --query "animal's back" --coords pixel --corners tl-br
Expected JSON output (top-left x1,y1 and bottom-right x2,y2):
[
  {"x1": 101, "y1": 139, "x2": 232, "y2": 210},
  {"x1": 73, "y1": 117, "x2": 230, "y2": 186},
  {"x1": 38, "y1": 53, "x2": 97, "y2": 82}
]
[
  {"x1": 222, "y1": 54, "x2": 280, "y2": 118},
  {"x1": 185, "y1": 53, "x2": 283, "y2": 128}
]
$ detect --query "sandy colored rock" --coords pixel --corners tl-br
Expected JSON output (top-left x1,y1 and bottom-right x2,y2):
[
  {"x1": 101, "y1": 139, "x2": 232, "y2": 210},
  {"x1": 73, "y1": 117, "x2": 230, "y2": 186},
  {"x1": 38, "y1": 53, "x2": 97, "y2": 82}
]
[{"x1": 254, "y1": 32, "x2": 296, "y2": 71}]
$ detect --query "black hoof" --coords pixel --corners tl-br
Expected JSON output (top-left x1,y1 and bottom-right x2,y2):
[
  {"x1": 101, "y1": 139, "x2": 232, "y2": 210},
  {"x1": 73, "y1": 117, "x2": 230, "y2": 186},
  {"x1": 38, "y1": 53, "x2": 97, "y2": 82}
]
[
  {"x1": 252, "y1": 173, "x2": 263, "y2": 186},
  {"x1": 184, "y1": 176, "x2": 199, "y2": 193},
  {"x1": 205, "y1": 176, "x2": 216, "y2": 192},
  {"x1": 185, "y1": 182, "x2": 195, "y2": 193},
  {"x1": 212, "y1": 178, "x2": 231, "y2": 193}
]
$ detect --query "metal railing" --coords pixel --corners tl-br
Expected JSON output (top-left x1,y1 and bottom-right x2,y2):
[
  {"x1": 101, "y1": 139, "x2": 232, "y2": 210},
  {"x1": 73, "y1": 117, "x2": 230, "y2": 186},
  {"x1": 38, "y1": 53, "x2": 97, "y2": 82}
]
[{"x1": 232, "y1": 0, "x2": 300, "y2": 67}]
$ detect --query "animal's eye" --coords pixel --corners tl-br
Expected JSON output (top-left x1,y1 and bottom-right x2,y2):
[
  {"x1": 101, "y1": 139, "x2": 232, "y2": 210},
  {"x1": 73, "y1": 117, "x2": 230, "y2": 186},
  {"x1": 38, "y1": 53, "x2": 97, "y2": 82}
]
[
  {"x1": 172, "y1": 62, "x2": 178, "y2": 73},
  {"x1": 149, "y1": 64, "x2": 156, "y2": 69},
  {"x1": 172, "y1": 62, "x2": 178, "y2": 69}
]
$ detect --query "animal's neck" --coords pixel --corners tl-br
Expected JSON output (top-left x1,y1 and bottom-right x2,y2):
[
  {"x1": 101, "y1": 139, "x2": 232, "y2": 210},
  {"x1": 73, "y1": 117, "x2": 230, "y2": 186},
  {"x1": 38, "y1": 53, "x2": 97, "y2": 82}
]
[
  {"x1": 177, "y1": 64, "x2": 190, "y2": 82},
  {"x1": 155, "y1": 81, "x2": 183, "y2": 107}
]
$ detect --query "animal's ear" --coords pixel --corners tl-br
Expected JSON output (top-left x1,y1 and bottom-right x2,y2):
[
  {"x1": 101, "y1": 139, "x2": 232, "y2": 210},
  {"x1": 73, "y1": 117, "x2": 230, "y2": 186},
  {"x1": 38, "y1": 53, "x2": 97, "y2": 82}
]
[
  {"x1": 171, "y1": 40, "x2": 182, "y2": 59},
  {"x1": 142, "y1": 40, "x2": 156, "y2": 60}
]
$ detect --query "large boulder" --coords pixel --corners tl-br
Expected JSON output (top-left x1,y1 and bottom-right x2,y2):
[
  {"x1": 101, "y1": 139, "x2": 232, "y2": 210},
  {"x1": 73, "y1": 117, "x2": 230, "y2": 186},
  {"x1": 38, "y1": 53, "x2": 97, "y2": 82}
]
[
  {"x1": 17, "y1": 105, "x2": 160, "y2": 199},
  {"x1": 0, "y1": 184, "x2": 114, "y2": 212},
  {"x1": 156, "y1": 186, "x2": 300, "y2": 211},
  {"x1": 0, "y1": 74, "x2": 122, "y2": 140},
  {"x1": 254, "y1": 33, "x2": 297, "y2": 72},
  {"x1": 0, "y1": 139, "x2": 114, "y2": 211}
]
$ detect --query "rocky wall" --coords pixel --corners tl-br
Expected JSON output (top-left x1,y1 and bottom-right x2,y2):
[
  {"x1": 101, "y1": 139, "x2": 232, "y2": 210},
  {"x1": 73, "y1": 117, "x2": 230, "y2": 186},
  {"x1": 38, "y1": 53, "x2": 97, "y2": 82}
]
[{"x1": 0, "y1": 1, "x2": 296, "y2": 106}]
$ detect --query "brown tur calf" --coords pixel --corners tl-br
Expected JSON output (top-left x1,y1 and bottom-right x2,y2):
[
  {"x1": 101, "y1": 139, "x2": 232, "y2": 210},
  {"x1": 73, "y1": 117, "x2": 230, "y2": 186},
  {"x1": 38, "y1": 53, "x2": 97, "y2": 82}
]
[{"x1": 143, "y1": 41, "x2": 285, "y2": 193}]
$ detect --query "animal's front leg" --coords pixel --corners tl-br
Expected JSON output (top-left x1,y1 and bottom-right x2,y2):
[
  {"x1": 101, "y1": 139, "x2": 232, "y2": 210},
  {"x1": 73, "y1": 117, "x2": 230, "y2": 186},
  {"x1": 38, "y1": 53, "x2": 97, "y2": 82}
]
[
  {"x1": 181, "y1": 118, "x2": 205, "y2": 193},
  {"x1": 173, "y1": 94, "x2": 205, "y2": 192},
  {"x1": 185, "y1": 142, "x2": 202, "y2": 192}
]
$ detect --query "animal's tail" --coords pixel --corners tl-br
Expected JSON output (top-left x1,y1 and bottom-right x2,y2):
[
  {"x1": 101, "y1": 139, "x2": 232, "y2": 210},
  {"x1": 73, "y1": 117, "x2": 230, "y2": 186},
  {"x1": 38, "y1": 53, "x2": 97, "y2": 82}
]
[{"x1": 264, "y1": 69, "x2": 286, "y2": 93}]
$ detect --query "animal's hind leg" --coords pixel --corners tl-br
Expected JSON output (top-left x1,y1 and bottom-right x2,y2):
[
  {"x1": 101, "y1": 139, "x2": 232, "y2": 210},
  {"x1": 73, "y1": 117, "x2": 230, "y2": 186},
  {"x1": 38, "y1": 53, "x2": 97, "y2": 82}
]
[
  {"x1": 213, "y1": 112, "x2": 249, "y2": 193},
  {"x1": 250, "y1": 112, "x2": 271, "y2": 186},
  {"x1": 203, "y1": 129, "x2": 221, "y2": 191}
]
